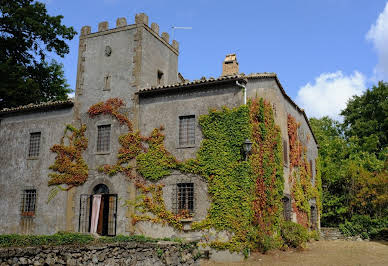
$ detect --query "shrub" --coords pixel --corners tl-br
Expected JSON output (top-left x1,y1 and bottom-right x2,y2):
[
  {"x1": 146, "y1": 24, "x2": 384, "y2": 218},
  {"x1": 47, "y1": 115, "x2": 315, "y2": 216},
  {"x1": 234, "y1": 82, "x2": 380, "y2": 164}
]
[
  {"x1": 339, "y1": 215, "x2": 388, "y2": 239},
  {"x1": 370, "y1": 228, "x2": 388, "y2": 241},
  {"x1": 309, "y1": 230, "x2": 320, "y2": 241},
  {"x1": 280, "y1": 221, "x2": 309, "y2": 248},
  {"x1": 0, "y1": 232, "x2": 93, "y2": 247}
]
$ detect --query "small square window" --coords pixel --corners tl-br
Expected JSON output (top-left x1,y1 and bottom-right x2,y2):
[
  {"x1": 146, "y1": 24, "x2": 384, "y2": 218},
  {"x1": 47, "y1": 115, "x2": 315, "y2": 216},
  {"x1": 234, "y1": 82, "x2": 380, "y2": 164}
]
[
  {"x1": 21, "y1": 189, "x2": 36, "y2": 217},
  {"x1": 28, "y1": 132, "x2": 41, "y2": 157},
  {"x1": 179, "y1": 115, "x2": 195, "y2": 146},
  {"x1": 177, "y1": 183, "x2": 194, "y2": 214},
  {"x1": 97, "y1": 125, "x2": 111, "y2": 152}
]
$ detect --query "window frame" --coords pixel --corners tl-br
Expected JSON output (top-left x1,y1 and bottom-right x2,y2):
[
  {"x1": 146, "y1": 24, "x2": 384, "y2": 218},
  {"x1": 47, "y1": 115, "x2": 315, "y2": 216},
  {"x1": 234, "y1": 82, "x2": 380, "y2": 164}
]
[
  {"x1": 176, "y1": 183, "x2": 194, "y2": 215},
  {"x1": 21, "y1": 189, "x2": 37, "y2": 217},
  {"x1": 96, "y1": 124, "x2": 111, "y2": 154},
  {"x1": 177, "y1": 115, "x2": 196, "y2": 148},
  {"x1": 27, "y1": 131, "x2": 42, "y2": 159}
]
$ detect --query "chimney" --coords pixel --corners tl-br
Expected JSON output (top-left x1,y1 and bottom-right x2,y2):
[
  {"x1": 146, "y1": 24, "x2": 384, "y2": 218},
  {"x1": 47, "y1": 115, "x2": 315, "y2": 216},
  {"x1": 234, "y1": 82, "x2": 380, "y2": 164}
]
[{"x1": 222, "y1": 54, "x2": 239, "y2": 76}]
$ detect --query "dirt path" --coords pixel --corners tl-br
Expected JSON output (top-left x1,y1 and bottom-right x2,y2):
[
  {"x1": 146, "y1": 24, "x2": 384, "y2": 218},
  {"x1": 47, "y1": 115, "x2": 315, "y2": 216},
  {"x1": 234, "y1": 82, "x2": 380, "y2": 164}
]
[{"x1": 201, "y1": 240, "x2": 388, "y2": 266}]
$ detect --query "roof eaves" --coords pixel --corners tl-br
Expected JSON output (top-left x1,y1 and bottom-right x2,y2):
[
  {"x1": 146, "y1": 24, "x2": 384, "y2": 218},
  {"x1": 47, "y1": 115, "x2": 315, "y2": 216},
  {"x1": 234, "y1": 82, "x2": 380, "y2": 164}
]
[
  {"x1": 0, "y1": 100, "x2": 74, "y2": 116},
  {"x1": 136, "y1": 75, "x2": 245, "y2": 95}
]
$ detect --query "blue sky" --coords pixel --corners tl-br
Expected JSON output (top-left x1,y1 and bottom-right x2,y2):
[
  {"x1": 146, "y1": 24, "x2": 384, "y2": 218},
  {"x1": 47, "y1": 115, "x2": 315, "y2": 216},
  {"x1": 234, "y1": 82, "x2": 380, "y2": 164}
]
[{"x1": 43, "y1": 0, "x2": 388, "y2": 120}]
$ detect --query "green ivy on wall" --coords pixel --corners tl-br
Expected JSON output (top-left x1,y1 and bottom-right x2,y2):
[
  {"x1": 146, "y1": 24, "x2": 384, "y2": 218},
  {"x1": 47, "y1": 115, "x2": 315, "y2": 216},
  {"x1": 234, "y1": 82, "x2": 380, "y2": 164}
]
[
  {"x1": 48, "y1": 124, "x2": 88, "y2": 188},
  {"x1": 48, "y1": 97, "x2": 320, "y2": 254},
  {"x1": 288, "y1": 114, "x2": 322, "y2": 228}
]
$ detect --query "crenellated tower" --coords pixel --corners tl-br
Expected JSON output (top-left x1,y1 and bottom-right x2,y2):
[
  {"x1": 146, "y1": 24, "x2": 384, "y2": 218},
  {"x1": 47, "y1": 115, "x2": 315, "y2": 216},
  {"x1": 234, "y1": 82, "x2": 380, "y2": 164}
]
[{"x1": 75, "y1": 13, "x2": 179, "y2": 114}]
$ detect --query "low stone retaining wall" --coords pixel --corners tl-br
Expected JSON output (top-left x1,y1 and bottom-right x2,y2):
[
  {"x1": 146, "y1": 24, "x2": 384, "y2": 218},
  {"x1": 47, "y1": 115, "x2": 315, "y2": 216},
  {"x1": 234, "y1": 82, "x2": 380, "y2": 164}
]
[
  {"x1": 320, "y1": 227, "x2": 346, "y2": 240},
  {"x1": 0, "y1": 241, "x2": 200, "y2": 265}
]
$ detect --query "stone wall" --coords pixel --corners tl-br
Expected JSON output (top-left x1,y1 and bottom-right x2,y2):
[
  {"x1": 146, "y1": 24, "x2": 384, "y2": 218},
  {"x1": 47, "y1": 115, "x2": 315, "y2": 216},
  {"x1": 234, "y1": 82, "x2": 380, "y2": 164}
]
[{"x1": 0, "y1": 241, "x2": 200, "y2": 266}]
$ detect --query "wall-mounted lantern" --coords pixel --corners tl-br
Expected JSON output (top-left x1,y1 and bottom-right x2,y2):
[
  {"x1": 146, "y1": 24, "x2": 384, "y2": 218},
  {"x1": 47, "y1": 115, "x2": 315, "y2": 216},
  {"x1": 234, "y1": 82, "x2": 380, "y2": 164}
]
[{"x1": 243, "y1": 138, "x2": 253, "y2": 161}]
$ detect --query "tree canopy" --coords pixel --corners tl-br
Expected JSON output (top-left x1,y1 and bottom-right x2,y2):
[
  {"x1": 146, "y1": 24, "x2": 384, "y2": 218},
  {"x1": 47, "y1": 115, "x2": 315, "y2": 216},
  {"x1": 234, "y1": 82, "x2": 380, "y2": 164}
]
[
  {"x1": 0, "y1": 0, "x2": 76, "y2": 109},
  {"x1": 310, "y1": 82, "x2": 388, "y2": 230},
  {"x1": 341, "y1": 81, "x2": 388, "y2": 156}
]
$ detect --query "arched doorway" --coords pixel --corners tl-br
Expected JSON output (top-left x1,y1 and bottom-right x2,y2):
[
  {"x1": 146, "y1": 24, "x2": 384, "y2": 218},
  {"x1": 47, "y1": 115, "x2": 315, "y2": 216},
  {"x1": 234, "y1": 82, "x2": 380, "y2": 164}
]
[
  {"x1": 79, "y1": 184, "x2": 117, "y2": 236},
  {"x1": 93, "y1": 184, "x2": 109, "y2": 194}
]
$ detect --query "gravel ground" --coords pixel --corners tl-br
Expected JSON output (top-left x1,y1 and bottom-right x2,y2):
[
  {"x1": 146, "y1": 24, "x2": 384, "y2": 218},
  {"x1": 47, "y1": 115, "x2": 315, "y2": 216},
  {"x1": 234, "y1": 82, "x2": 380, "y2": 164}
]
[{"x1": 201, "y1": 240, "x2": 388, "y2": 266}]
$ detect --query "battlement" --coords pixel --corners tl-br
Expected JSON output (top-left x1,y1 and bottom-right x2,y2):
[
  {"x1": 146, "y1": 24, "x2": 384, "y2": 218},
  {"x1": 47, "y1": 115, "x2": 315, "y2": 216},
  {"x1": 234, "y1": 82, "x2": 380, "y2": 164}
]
[{"x1": 80, "y1": 13, "x2": 179, "y2": 52}]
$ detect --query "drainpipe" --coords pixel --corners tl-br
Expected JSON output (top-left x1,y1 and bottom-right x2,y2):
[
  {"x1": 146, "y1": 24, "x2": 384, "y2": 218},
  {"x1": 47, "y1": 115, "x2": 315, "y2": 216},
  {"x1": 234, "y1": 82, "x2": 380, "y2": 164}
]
[{"x1": 236, "y1": 80, "x2": 247, "y2": 105}]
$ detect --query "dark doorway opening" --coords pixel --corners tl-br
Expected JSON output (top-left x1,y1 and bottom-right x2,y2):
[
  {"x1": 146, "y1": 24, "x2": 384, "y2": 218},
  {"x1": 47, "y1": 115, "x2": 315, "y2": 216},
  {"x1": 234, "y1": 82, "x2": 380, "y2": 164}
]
[
  {"x1": 310, "y1": 205, "x2": 317, "y2": 230},
  {"x1": 282, "y1": 195, "x2": 292, "y2": 221},
  {"x1": 79, "y1": 184, "x2": 117, "y2": 236}
]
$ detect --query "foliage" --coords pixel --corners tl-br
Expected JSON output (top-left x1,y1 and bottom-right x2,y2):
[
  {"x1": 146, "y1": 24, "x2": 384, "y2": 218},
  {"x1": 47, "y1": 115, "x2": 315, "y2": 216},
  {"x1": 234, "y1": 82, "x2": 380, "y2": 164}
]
[
  {"x1": 288, "y1": 115, "x2": 321, "y2": 228},
  {"x1": 48, "y1": 124, "x2": 88, "y2": 188},
  {"x1": 88, "y1": 99, "x2": 189, "y2": 229},
  {"x1": 310, "y1": 116, "x2": 387, "y2": 227},
  {"x1": 190, "y1": 105, "x2": 254, "y2": 254},
  {"x1": 0, "y1": 232, "x2": 93, "y2": 247},
  {"x1": 88, "y1": 98, "x2": 132, "y2": 130},
  {"x1": 280, "y1": 221, "x2": 309, "y2": 248},
  {"x1": 339, "y1": 215, "x2": 388, "y2": 240},
  {"x1": 0, "y1": 0, "x2": 76, "y2": 108},
  {"x1": 98, "y1": 234, "x2": 158, "y2": 243},
  {"x1": 131, "y1": 183, "x2": 189, "y2": 230},
  {"x1": 137, "y1": 127, "x2": 178, "y2": 181},
  {"x1": 341, "y1": 81, "x2": 388, "y2": 155},
  {"x1": 192, "y1": 99, "x2": 286, "y2": 254},
  {"x1": 249, "y1": 98, "x2": 284, "y2": 238},
  {"x1": 0, "y1": 232, "x2": 192, "y2": 247},
  {"x1": 87, "y1": 98, "x2": 308, "y2": 254}
]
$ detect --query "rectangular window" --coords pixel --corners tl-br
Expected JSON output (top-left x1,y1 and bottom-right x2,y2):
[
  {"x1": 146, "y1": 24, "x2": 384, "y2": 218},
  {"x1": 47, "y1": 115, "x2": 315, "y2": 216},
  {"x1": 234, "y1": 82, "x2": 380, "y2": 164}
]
[
  {"x1": 179, "y1": 115, "x2": 195, "y2": 146},
  {"x1": 103, "y1": 75, "x2": 111, "y2": 91},
  {"x1": 21, "y1": 189, "x2": 36, "y2": 217},
  {"x1": 97, "y1": 125, "x2": 111, "y2": 152},
  {"x1": 28, "y1": 132, "x2": 41, "y2": 157},
  {"x1": 177, "y1": 183, "x2": 194, "y2": 214},
  {"x1": 283, "y1": 139, "x2": 288, "y2": 166}
]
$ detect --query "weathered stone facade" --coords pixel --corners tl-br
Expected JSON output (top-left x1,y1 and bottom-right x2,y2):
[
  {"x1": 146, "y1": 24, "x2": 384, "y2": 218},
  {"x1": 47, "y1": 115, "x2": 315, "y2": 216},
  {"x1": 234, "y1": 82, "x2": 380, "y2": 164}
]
[
  {"x1": 0, "y1": 241, "x2": 200, "y2": 265},
  {"x1": 0, "y1": 12, "x2": 319, "y2": 253}
]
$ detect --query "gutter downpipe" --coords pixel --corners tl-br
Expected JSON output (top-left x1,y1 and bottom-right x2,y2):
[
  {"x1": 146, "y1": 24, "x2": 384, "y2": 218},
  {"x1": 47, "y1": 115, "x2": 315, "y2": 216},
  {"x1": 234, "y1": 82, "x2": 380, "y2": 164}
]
[{"x1": 236, "y1": 79, "x2": 247, "y2": 105}]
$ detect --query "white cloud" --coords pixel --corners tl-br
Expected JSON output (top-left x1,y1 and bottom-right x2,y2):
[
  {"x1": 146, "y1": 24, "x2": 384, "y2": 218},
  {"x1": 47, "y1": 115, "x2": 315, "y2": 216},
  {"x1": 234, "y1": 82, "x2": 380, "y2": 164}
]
[
  {"x1": 296, "y1": 71, "x2": 366, "y2": 120},
  {"x1": 366, "y1": 2, "x2": 388, "y2": 81}
]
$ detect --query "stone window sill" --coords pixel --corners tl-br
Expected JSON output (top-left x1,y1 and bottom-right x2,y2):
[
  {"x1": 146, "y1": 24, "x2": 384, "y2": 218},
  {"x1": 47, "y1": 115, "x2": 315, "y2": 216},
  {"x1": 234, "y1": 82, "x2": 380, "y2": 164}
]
[
  {"x1": 27, "y1": 157, "x2": 39, "y2": 160},
  {"x1": 95, "y1": 152, "x2": 111, "y2": 155},
  {"x1": 177, "y1": 145, "x2": 195, "y2": 149}
]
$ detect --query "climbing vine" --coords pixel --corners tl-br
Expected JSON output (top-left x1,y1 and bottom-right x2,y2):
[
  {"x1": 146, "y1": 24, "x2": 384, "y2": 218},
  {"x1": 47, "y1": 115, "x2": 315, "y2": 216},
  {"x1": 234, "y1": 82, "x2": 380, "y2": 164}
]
[
  {"x1": 88, "y1": 98, "x2": 188, "y2": 229},
  {"x1": 136, "y1": 127, "x2": 179, "y2": 181},
  {"x1": 47, "y1": 97, "x2": 318, "y2": 254},
  {"x1": 130, "y1": 182, "x2": 190, "y2": 230},
  {"x1": 249, "y1": 98, "x2": 284, "y2": 243},
  {"x1": 287, "y1": 114, "x2": 321, "y2": 228},
  {"x1": 48, "y1": 124, "x2": 88, "y2": 188}
]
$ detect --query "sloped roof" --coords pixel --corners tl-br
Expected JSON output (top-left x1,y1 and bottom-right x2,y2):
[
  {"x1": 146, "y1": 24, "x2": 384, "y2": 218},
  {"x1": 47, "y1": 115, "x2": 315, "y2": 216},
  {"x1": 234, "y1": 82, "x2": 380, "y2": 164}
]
[
  {"x1": 136, "y1": 74, "x2": 247, "y2": 94},
  {"x1": 0, "y1": 99, "x2": 74, "y2": 115},
  {"x1": 137, "y1": 73, "x2": 318, "y2": 146}
]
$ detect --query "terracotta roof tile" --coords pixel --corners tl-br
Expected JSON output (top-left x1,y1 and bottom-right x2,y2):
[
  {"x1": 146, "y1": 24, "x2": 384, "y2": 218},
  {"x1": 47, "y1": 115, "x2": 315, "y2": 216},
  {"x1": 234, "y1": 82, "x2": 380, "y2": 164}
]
[
  {"x1": 0, "y1": 99, "x2": 74, "y2": 115},
  {"x1": 137, "y1": 72, "x2": 318, "y2": 146}
]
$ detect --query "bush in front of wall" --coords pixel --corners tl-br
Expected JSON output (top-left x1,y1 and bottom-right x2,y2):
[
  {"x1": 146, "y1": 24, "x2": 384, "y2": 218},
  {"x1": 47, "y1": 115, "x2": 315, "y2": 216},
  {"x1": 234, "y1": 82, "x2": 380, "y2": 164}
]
[{"x1": 280, "y1": 221, "x2": 309, "y2": 248}]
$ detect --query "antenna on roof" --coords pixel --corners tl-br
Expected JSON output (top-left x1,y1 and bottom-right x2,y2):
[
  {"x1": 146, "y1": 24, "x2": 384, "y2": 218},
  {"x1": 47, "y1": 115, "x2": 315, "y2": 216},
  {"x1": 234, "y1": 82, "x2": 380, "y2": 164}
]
[{"x1": 171, "y1": 26, "x2": 192, "y2": 40}]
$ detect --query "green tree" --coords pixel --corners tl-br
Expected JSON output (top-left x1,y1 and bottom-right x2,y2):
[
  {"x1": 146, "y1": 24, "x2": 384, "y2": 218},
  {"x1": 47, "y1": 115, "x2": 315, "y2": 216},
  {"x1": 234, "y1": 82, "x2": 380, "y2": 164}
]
[
  {"x1": 0, "y1": 0, "x2": 76, "y2": 109},
  {"x1": 310, "y1": 117, "x2": 351, "y2": 226},
  {"x1": 341, "y1": 81, "x2": 388, "y2": 156}
]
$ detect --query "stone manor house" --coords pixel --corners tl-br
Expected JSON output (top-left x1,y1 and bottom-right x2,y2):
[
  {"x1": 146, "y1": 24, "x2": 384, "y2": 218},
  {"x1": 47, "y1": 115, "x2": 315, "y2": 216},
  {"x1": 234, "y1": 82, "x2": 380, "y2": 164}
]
[{"x1": 0, "y1": 13, "x2": 319, "y2": 239}]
